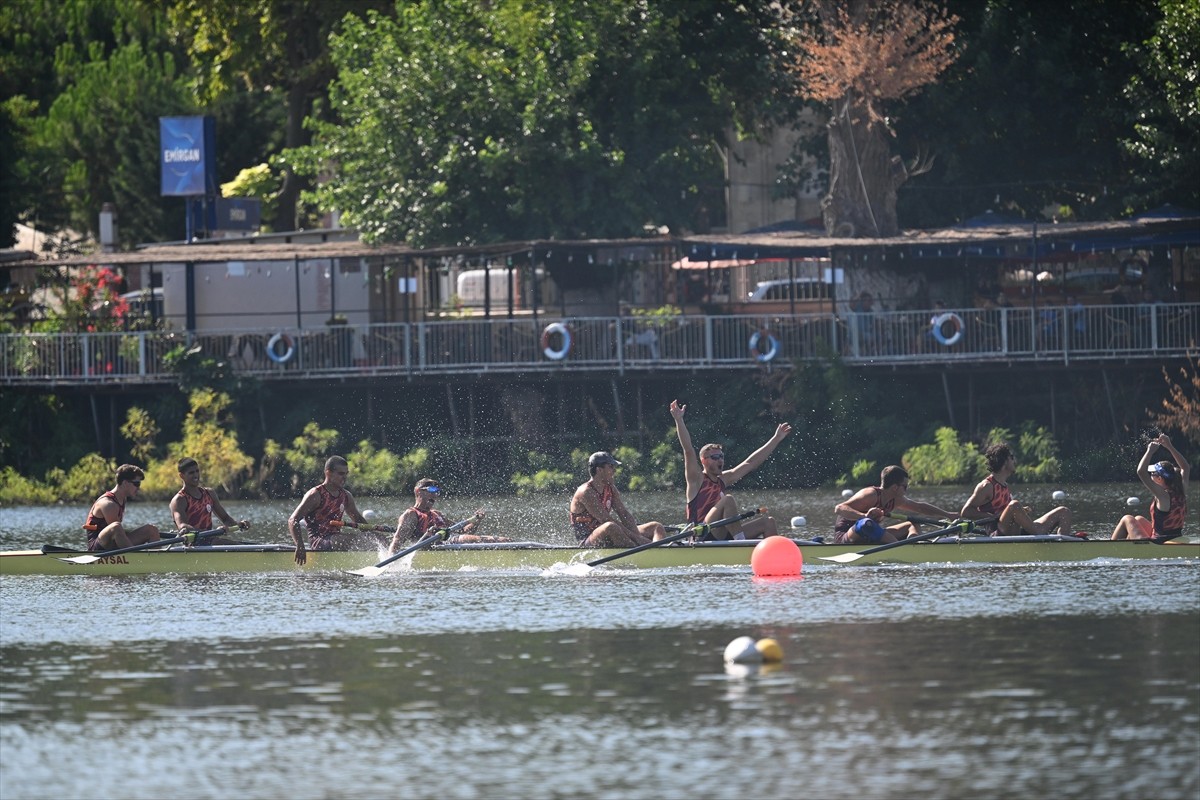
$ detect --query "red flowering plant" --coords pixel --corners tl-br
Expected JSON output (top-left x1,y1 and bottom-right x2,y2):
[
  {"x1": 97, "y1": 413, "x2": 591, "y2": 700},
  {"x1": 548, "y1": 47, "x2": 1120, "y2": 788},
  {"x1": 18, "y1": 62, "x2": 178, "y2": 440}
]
[{"x1": 39, "y1": 266, "x2": 131, "y2": 333}]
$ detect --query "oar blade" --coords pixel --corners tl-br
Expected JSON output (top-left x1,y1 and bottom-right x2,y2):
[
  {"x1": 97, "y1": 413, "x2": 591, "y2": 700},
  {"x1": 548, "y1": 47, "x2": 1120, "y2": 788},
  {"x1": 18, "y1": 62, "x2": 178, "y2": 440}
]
[
  {"x1": 817, "y1": 551, "x2": 866, "y2": 564},
  {"x1": 346, "y1": 564, "x2": 388, "y2": 578}
]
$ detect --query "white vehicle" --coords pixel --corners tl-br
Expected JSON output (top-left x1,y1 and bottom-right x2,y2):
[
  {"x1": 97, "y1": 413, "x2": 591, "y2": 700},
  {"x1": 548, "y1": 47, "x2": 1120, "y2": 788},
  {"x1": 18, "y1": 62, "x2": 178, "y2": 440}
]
[
  {"x1": 455, "y1": 268, "x2": 556, "y2": 307},
  {"x1": 746, "y1": 277, "x2": 830, "y2": 302}
]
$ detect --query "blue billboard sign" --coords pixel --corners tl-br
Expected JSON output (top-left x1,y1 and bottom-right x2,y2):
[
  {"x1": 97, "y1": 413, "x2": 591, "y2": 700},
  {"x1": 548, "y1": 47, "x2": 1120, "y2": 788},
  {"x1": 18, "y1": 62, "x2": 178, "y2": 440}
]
[{"x1": 160, "y1": 116, "x2": 216, "y2": 197}]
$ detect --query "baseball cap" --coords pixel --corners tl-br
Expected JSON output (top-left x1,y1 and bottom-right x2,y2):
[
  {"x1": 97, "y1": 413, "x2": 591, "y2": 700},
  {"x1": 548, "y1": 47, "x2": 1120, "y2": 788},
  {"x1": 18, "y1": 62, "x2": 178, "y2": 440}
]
[
  {"x1": 588, "y1": 451, "x2": 621, "y2": 468},
  {"x1": 854, "y1": 518, "x2": 886, "y2": 544},
  {"x1": 1148, "y1": 461, "x2": 1175, "y2": 479}
]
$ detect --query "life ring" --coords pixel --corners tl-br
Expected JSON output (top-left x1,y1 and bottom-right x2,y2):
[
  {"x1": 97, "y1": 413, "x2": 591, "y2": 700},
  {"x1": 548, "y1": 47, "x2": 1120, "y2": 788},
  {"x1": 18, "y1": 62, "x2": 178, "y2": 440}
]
[
  {"x1": 541, "y1": 322, "x2": 572, "y2": 360},
  {"x1": 931, "y1": 312, "x2": 964, "y2": 346},
  {"x1": 266, "y1": 332, "x2": 295, "y2": 364},
  {"x1": 748, "y1": 330, "x2": 779, "y2": 362}
]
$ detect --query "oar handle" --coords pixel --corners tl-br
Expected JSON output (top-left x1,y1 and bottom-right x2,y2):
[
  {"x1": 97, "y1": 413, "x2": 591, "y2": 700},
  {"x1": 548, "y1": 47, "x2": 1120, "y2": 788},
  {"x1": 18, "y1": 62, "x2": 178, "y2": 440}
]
[
  {"x1": 586, "y1": 507, "x2": 764, "y2": 567},
  {"x1": 58, "y1": 528, "x2": 224, "y2": 564},
  {"x1": 860, "y1": 520, "x2": 973, "y2": 556},
  {"x1": 887, "y1": 512, "x2": 954, "y2": 527}
]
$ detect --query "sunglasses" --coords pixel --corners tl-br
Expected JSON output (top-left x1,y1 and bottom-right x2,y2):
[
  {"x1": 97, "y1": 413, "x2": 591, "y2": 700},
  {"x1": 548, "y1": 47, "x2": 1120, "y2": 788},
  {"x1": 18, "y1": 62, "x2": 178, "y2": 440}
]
[
  {"x1": 423, "y1": 486, "x2": 440, "y2": 494},
  {"x1": 704, "y1": 453, "x2": 724, "y2": 461},
  {"x1": 130, "y1": 480, "x2": 142, "y2": 487}
]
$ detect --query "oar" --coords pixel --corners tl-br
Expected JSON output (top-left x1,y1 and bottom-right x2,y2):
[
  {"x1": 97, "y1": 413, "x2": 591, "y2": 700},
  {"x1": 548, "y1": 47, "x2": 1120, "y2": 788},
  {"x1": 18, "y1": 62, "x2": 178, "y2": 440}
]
[
  {"x1": 819, "y1": 520, "x2": 974, "y2": 564},
  {"x1": 346, "y1": 518, "x2": 474, "y2": 577},
  {"x1": 887, "y1": 511, "x2": 954, "y2": 526},
  {"x1": 58, "y1": 528, "x2": 225, "y2": 565},
  {"x1": 586, "y1": 507, "x2": 764, "y2": 567},
  {"x1": 330, "y1": 519, "x2": 393, "y2": 533}
]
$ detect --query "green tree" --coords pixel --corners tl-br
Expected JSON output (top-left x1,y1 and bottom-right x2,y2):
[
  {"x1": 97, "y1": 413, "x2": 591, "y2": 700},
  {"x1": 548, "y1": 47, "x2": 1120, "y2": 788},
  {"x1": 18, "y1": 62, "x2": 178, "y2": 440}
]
[
  {"x1": 147, "y1": 389, "x2": 253, "y2": 496},
  {"x1": 781, "y1": 0, "x2": 961, "y2": 236},
  {"x1": 284, "y1": 421, "x2": 340, "y2": 488},
  {"x1": 120, "y1": 406, "x2": 160, "y2": 464},
  {"x1": 1122, "y1": 0, "x2": 1200, "y2": 210},
  {"x1": 291, "y1": 0, "x2": 779, "y2": 245},
  {"x1": 895, "y1": 0, "x2": 1158, "y2": 226},
  {"x1": 164, "y1": 0, "x2": 394, "y2": 231},
  {"x1": 33, "y1": 41, "x2": 194, "y2": 244}
]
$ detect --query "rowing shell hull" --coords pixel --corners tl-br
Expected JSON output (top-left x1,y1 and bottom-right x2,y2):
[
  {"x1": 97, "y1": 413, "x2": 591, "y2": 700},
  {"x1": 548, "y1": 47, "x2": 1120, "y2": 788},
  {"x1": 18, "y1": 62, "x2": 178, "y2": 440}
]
[{"x1": 1, "y1": 536, "x2": 1197, "y2": 576}]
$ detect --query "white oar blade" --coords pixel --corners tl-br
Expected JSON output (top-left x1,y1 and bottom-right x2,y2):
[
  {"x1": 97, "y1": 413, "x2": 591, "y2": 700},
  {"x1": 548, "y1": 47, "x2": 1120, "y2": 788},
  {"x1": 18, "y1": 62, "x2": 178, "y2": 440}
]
[
  {"x1": 346, "y1": 565, "x2": 388, "y2": 578},
  {"x1": 818, "y1": 552, "x2": 865, "y2": 564}
]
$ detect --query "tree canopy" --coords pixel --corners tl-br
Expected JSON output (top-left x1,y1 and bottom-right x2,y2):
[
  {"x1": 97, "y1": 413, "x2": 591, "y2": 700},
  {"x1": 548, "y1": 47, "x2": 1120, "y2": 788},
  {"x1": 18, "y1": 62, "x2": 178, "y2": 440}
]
[
  {"x1": 290, "y1": 0, "x2": 779, "y2": 246},
  {"x1": 1, "y1": 0, "x2": 1196, "y2": 250}
]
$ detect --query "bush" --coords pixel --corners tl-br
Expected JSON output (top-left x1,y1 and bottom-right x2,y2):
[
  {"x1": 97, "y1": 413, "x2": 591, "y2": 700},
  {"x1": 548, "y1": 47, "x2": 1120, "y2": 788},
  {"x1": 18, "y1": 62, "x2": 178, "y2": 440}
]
[{"x1": 903, "y1": 427, "x2": 985, "y2": 485}]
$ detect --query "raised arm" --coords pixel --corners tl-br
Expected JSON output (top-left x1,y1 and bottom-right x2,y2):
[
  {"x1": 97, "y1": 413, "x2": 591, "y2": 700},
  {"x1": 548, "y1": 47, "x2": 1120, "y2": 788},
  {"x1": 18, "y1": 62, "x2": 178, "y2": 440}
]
[
  {"x1": 1157, "y1": 434, "x2": 1190, "y2": 484},
  {"x1": 723, "y1": 423, "x2": 792, "y2": 485},
  {"x1": 670, "y1": 400, "x2": 704, "y2": 501}
]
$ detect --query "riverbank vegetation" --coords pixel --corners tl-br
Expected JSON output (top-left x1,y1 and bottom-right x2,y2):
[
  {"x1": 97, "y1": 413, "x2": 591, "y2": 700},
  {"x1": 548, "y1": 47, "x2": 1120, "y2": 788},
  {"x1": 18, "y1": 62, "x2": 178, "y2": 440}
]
[{"x1": 2, "y1": 356, "x2": 1194, "y2": 506}]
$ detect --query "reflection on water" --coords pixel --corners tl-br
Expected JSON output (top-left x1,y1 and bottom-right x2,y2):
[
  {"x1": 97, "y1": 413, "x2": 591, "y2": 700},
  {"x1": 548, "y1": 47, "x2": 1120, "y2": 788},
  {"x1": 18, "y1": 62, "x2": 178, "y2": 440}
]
[
  {"x1": 3, "y1": 490, "x2": 1198, "y2": 799},
  {"x1": 2, "y1": 617, "x2": 1197, "y2": 800}
]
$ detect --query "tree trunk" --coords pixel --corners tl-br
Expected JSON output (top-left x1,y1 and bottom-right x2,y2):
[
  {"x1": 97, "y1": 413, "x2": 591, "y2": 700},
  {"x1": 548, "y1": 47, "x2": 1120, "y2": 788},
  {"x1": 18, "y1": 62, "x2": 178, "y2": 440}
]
[
  {"x1": 273, "y1": 82, "x2": 311, "y2": 232},
  {"x1": 822, "y1": 99, "x2": 902, "y2": 237}
]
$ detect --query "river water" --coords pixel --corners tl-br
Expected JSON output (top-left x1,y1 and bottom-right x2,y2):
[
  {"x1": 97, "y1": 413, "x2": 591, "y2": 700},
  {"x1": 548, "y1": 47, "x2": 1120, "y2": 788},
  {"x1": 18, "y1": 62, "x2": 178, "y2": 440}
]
[{"x1": 1, "y1": 487, "x2": 1197, "y2": 800}]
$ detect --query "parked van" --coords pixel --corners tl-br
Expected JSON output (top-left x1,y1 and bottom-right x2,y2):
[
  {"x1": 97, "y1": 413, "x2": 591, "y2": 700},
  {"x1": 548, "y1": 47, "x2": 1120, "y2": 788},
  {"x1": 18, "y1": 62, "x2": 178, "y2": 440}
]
[
  {"x1": 456, "y1": 269, "x2": 555, "y2": 308},
  {"x1": 746, "y1": 277, "x2": 830, "y2": 302}
]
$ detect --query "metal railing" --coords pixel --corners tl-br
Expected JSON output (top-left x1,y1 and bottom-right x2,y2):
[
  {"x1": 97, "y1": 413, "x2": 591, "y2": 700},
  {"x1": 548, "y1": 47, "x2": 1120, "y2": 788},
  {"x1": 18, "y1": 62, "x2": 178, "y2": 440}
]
[{"x1": 3, "y1": 303, "x2": 1196, "y2": 386}]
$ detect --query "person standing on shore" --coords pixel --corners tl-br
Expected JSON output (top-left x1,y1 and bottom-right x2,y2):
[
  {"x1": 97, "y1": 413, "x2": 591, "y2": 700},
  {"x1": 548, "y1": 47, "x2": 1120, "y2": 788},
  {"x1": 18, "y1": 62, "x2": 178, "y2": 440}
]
[
  {"x1": 83, "y1": 464, "x2": 160, "y2": 552},
  {"x1": 1111, "y1": 434, "x2": 1189, "y2": 541}
]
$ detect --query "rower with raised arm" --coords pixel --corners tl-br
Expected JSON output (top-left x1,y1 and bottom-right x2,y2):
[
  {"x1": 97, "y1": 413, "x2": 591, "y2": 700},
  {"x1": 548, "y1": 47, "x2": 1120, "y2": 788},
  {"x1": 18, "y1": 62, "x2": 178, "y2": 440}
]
[
  {"x1": 1111, "y1": 434, "x2": 1189, "y2": 541},
  {"x1": 170, "y1": 457, "x2": 248, "y2": 545},
  {"x1": 959, "y1": 443, "x2": 1072, "y2": 536},
  {"x1": 670, "y1": 399, "x2": 790, "y2": 540},
  {"x1": 833, "y1": 465, "x2": 957, "y2": 544},
  {"x1": 83, "y1": 463, "x2": 160, "y2": 552},
  {"x1": 389, "y1": 478, "x2": 507, "y2": 554},
  {"x1": 569, "y1": 452, "x2": 666, "y2": 547},
  {"x1": 288, "y1": 455, "x2": 381, "y2": 565}
]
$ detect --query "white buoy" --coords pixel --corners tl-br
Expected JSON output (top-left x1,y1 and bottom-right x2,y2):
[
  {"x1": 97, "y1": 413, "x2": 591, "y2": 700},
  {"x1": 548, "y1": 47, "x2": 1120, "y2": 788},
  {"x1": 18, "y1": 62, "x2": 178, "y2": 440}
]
[
  {"x1": 790, "y1": 515, "x2": 807, "y2": 528},
  {"x1": 363, "y1": 509, "x2": 377, "y2": 521},
  {"x1": 841, "y1": 489, "x2": 853, "y2": 498},
  {"x1": 723, "y1": 636, "x2": 761, "y2": 665},
  {"x1": 1126, "y1": 496, "x2": 1140, "y2": 506},
  {"x1": 1052, "y1": 490, "x2": 1066, "y2": 501}
]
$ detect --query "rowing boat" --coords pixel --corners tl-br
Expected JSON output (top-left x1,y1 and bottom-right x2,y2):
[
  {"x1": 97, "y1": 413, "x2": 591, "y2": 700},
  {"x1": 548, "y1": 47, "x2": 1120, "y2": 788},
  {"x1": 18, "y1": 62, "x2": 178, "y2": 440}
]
[{"x1": 1, "y1": 535, "x2": 1196, "y2": 575}]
